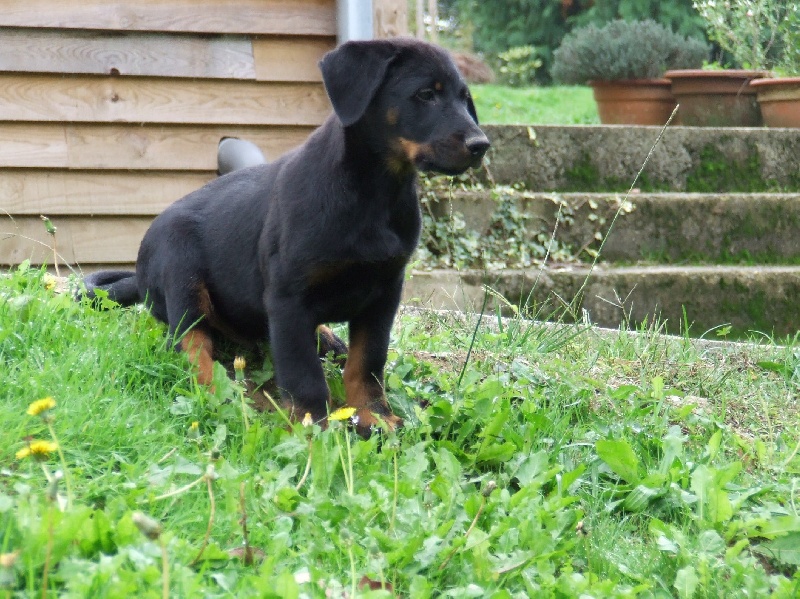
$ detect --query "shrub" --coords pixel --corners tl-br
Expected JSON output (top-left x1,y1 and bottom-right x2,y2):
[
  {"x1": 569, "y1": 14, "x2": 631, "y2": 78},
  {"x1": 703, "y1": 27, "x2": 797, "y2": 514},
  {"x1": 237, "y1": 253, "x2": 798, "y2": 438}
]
[
  {"x1": 694, "y1": 1, "x2": 800, "y2": 73},
  {"x1": 496, "y1": 45, "x2": 543, "y2": 87},
  {"x1": 780, "y1": 7, "x2": 800, "y2": 74},
  {"x1": 551, "y1": 19, "x2": 709, "y2": 84},
  {"x1": 694, "y1": 0, "x2": 800, "y2": 71}
]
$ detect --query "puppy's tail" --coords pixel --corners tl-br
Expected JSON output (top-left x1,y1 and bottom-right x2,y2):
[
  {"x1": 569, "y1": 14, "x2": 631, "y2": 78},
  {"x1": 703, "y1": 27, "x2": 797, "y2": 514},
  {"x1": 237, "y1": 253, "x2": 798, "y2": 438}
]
[{"x1": 81, "y1": 270, "x2": 140, "y2": 307}]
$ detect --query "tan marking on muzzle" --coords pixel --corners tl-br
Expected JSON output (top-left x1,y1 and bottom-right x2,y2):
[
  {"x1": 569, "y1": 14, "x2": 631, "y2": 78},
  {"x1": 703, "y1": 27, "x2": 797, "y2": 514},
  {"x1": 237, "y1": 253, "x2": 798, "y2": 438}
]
[
  {"x1": 398, "y1": 137, "x2": 425, "y2": 161},
  {"x1": 386, "y1": 107, "x2": 399, "y2": 125}
]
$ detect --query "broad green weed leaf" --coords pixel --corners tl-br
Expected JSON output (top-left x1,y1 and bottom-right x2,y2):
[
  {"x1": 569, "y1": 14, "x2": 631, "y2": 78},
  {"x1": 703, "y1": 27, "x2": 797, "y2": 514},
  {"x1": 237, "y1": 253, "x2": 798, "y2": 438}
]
[
  {"x1": 480, "y1": 397, "x2": 510, "y2": 439},
  {"x1": 273, "y1": 570, "x2": 300, "y2": 599},
  {"x1": 708, "y1": 486, "x2": 733, "y2": 524},
  {"x1": 698, "y1": 530, "x2": 725, "y2": 555},
  {"x1": 757, "y1": 515, "x2": 800, "y2": 537},
  {"x1": 476, "y1": 441, "x2": 516, "y2": 465},
  {"x1": 623, "y1": 484, "x2": 663, "y2": 512},
  {"x1": 706, "y1": 429, "x2": 722, "y2": 461},
  {"x1": 596, "y1": 439, "x2": 640, "y2": 484},
  {"x1": 650, "y1": 376, "x2": 665, "y2": 400},
  {"x1": 674, "y1": 566, "x2": 699, "y2": 599},
  {"x1": 515, "y1": 451, "x2": 548, "y2": 487},
  {"x1": 558, "y1": 464, "x2": 586, "y2": 495},
  {"x1": 754, "y1": 532, "x2": 800, "y2": 566}
]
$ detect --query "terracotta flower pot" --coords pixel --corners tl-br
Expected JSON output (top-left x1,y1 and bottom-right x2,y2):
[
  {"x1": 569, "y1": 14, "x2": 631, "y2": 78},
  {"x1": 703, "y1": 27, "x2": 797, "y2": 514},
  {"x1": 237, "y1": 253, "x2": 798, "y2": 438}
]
[
  {"x1": 750, "y1": 77, "x2": 800, "y2": 128},
  {"x1": 664, "y1": 69, "x2": 769, "y2": 127},
  {"x1": 590, "y1": 79, "x2": 677, "y2": 125}
]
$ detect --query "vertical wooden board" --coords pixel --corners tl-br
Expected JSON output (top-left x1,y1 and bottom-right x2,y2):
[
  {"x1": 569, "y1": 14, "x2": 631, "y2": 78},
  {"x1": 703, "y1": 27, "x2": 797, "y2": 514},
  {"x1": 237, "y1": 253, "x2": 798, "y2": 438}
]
[
  {"x1": 0, "y1": 171, "x2": 214, "y2": 216},
  {"x1": 0, "y1": 29, "x2": 256, "y2": 79},
  {"x1": 0, "y1": 216, "x2": 152, "y2": 266},
  {"x1": 252, "y1": 36, "x2": 335, "y2": 82},
  {"x1": 0, "y1": 0, "x2": 337, "y2": 35},
  {"x1": 374, "y1": 0, "x2": 409, "y2": 38},
  {"x1": 0, "y1": 75, "x2": 331, "y2": 125},
  {"x1": 64, "y1": 125, "x2": 314, "y2": 170},
  {"x1": 0, "y1": 124, "x2": 68, "y2": 168}
]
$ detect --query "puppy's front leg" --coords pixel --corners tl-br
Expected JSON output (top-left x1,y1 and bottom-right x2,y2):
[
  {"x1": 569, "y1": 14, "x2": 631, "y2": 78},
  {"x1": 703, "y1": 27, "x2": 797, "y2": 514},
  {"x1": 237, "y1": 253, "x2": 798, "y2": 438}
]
[
  {"x1": 267, "y1": 297, "x2": 331, "y2": 424},
  {"x1": 344, "y1": 278, "x2": 404, "y2": 436}
]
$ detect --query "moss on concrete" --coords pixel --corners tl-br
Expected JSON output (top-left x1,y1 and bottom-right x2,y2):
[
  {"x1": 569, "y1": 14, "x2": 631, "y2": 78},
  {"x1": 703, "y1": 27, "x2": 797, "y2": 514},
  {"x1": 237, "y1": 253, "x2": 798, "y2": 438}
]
[
  {"x1": 562, "y1": 153, "x2": 658, "y2": 192},
  {"x1": 685, "y1": 144, "x2": 766, "y2": 192}
]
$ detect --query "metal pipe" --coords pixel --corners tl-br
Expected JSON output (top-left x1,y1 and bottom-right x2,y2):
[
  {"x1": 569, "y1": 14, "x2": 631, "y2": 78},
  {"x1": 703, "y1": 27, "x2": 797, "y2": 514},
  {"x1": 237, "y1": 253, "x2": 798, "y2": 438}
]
[{"x1": 338, "y1": 0, "x2": 373, "y2": 43}]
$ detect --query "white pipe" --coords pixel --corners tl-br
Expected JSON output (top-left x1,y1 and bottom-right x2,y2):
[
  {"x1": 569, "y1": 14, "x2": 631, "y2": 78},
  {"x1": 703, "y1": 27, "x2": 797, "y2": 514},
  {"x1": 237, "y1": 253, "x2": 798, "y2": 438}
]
[{"x1": 338, "y1": 0, "x2": 373, "y2": 42}]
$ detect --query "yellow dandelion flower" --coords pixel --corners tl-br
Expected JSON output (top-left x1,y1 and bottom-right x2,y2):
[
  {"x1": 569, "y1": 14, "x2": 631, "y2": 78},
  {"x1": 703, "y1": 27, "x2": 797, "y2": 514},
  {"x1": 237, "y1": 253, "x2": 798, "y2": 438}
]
[
  {"x1": 26, "y1": 397, "x2": 56, "y2": 417},
  {"x1": 233, "y1": 356, "x2": 246, "y2": 371},
  {"x1": 301, "y1": 412, "x2": 313, "y2": 427},
  {"x1": 16, "y1": 440, "x2": 58, "y2": 461},
  {"x1": 329, "y1": 406, "x2": 357, "y2": 421},
  {"x1": 43, "y1": 274, "x2": 57, "y2": 292}
]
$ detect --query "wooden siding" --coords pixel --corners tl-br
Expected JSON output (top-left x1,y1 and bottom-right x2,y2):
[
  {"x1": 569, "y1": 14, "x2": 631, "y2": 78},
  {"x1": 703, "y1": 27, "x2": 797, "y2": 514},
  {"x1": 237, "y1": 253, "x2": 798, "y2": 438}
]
[
  {"x1": 0, "y1": 0, "x2": 336, "y2": 269},
  {"x1": 0, "y1": 1, "x2": 336, "y2": 35}
]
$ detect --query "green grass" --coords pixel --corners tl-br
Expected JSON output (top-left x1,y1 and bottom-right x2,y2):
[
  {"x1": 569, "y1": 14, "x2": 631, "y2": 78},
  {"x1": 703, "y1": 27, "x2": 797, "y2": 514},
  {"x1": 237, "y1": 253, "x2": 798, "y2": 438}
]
[
  {"x1": 2, "y1": 265, "x2": 799, "y2": 597},
  {"x1": 471, "y1": 84, "x2": 599, "y2": 125}
]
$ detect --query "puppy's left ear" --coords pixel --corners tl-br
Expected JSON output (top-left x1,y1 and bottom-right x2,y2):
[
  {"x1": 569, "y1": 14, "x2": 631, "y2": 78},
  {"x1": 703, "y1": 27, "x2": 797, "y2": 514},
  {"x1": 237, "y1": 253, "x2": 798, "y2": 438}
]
[{"x1": 320, "y1": 40, "x2": 399, "y2": 127}]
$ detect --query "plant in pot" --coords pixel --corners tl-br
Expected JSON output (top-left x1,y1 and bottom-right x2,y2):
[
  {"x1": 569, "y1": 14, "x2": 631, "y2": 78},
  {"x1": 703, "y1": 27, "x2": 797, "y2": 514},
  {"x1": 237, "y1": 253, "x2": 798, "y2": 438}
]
[
  {"x1": 667, "y1": 1, "x2": 797, "y2": 127},
  {"x1": 551, "y1": 19, "x2": 709, "y2": 126},
  {"x1": 729, "y1": 3, "x2": 800, "y2": 128}
]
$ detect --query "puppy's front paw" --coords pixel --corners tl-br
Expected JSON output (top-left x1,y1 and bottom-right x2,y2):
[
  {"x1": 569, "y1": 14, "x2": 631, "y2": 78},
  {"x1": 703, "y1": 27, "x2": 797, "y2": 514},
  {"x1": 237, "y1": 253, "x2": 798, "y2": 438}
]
[{"x1": 354, "y1": 409, "x2": 403, "y2": 437}]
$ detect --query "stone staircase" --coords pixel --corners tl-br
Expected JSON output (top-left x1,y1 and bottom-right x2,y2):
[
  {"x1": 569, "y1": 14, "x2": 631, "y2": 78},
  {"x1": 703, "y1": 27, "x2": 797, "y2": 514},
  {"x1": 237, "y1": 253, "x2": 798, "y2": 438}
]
[{"x1": 403, "y1": 124, "x2": 800, "y2": 338}]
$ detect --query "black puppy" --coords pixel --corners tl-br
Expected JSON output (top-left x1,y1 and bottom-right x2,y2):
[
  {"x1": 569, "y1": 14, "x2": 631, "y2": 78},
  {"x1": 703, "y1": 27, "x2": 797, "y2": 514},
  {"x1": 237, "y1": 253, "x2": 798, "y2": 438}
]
[{"x1": 84, "y1": 38, "x2": 489, "y2": 435}]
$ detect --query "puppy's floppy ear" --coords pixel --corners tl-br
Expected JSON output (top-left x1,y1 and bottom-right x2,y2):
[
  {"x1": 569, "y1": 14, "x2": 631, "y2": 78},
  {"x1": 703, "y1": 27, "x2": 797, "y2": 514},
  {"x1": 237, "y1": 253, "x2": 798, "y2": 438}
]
[{"x1": 319, "y1": 40, "x2": 399, "y2": 127}]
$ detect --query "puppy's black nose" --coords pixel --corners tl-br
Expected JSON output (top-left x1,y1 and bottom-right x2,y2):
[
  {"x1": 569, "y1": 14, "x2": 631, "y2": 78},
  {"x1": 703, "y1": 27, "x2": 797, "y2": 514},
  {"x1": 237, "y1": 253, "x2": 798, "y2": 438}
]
[{"x1": 466, "y1": 136, "x2": 490, "y2": 158}]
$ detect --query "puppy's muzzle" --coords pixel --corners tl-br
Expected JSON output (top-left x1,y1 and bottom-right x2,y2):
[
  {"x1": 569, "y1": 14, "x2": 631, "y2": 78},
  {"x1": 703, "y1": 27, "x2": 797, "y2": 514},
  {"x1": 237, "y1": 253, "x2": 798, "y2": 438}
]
[
  {"x1": 465, "y1": 134, "x2": 490, "y2": 167},
  {"x1": 466, "y1": 135, "x2": 491, "y2": 159}
]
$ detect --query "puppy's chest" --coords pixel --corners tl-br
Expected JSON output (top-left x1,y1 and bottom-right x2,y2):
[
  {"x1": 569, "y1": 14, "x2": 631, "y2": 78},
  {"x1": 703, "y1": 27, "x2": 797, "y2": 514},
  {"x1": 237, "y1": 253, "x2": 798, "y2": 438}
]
[{"x1": 305, "y1": 257, "x2": 407, "y2": 321}]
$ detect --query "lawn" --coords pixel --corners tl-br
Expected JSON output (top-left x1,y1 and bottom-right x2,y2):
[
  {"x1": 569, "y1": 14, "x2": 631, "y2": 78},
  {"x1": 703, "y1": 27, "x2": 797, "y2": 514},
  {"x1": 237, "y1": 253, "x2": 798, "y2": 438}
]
[
  {"x1": 1, "y1": 265, "x2": 799, "y2": 596},
  {"x1": 470, "y1": 84, "x2": 599, "y2": 125}
]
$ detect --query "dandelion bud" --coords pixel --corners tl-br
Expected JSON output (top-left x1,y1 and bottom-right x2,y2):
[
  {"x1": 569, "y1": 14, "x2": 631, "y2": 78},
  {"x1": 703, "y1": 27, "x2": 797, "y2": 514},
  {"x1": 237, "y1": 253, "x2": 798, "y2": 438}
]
[
  {"x1": 576, "y1": 520, "x2": 587, "y2": 536},
  {"x1": 233, "y1": 356, "x2": 246, "y2": 382},
  {"x1": 188, "y1": 421, "x2": 201, "y2": 440},
  {"x1": 0, "y1": 552, "x2": 19, "y2": 590},
  {"x1": 47, "y1": 470, "x2": 64, "y2": 502},
  {"x1": 132, "y1": 511, "x2": 163, "y2": 541},
  {"x1": 40, "y1": 215, "x2": 57, "y2": 236},
  {"x1": 481, "y1": 480, "x2": 497, "y2": 497},
  {"x1": 205, "y1": 464, "x2": 219, "y2": 481}
]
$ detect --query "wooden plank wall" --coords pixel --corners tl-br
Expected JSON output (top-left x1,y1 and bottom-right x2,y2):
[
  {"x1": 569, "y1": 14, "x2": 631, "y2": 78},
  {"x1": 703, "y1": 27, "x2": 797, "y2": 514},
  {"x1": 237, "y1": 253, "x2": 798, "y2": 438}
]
[{"x1": 0, "y1": 0, "x2": 337, "y2": 270}]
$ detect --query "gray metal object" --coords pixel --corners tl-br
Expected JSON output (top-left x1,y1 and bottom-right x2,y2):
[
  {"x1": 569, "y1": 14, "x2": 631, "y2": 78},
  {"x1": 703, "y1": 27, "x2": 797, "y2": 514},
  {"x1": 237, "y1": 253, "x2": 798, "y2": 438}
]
[
  {"x1": 338, "y1": 0, "x2": 373, "y2": 42},
  {"x1": 217, "y1": 137, "x2": 267, "y2": 175}
]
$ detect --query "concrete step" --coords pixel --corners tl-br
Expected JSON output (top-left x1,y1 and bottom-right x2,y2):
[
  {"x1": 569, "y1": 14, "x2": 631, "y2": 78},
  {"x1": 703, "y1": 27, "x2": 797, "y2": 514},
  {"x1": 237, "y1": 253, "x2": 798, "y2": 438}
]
[
  {"x1": 404, "y1": 266, "x2": 800, "y2": 338},
  {"x1": 480, "y1": 125, "x2": 800, "y2": 193},
  {"x1": 426, "y1": 190, "x2": 800, "y2": 264}
]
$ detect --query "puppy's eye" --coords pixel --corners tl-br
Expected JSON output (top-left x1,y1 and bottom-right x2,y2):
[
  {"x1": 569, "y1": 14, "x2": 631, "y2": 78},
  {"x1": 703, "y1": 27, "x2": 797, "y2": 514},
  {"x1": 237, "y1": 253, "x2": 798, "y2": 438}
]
[{"x1": 415, "y1": 88, "x2": 436, "y2": 102}]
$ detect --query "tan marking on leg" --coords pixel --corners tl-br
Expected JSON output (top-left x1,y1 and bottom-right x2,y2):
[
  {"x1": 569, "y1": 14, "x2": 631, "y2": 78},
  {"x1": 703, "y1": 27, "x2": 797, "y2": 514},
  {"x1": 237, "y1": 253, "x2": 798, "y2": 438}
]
[
  {"x1": 180, "y1": 329, "x2": 215, "y2": 387},
  {"x1": 343, "y1": 329, "x2": 401, "y2": 434}
]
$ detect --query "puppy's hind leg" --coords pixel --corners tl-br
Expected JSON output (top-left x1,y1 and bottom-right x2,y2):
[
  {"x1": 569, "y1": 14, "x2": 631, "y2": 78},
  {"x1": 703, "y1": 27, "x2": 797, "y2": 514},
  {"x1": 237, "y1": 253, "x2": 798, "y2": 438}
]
[
  {"x1": 316, "y1": 325, "x2": 348, "y2": 366},
  {"x1": 180, "y1": 328, "x2": 216, "y2": 387},
  {"x1": 161, "y1": 280, "x2": 217, "y2": 388}
]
